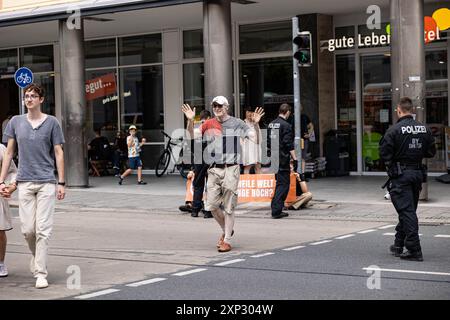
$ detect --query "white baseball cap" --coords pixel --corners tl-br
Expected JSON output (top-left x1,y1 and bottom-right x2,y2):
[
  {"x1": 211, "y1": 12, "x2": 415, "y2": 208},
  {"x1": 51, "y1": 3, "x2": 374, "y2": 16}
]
[
  {"x1": 129, "y1": 125, "x2": 137, "y2": 130},
  {"x1": 211, "y1": 96, "x2": 229, "y2": 106}
]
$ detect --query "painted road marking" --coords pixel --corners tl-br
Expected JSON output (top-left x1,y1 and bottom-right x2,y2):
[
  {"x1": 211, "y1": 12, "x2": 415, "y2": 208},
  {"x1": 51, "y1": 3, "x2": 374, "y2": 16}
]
[
  {"x1": 282, "y1": 246, "x2": 305, "y2": 251},
  {"x1": 357, "y1": 229, "x2": 376, "y2": 234},
  {"x1": 310, "y1": 240, "x2": 332, "y2": 245},
  {"x1": 75, "y1": 289, "x2": 120, "y2": 299},
  {"x1": 251, "y1": 253, "x2": 275, "y2": 258},
  {"x1": 126, "y1": 278, "x2": 167, "y2": 287},
  {"x1": 335, "y1": 234, "x2": 355, "y2": 240},
  {"x1": 378, "y1": 225, "x2": 396, "y2": 229},
  {"x1": 383, "y1": 232, "x2": 395, "y2": 236},
  {"x1": 435, "y1": 235, "x2": 450, "y2": 238},
  {"x1": 215, "y1": 259, "x2": 245, "y2": 266},
  {"x1": 173, "y1": 268, "x2": 207, "y2": 276},
  {"x1": 363, "y1": 267, "x2": 450, "y2": 277}
]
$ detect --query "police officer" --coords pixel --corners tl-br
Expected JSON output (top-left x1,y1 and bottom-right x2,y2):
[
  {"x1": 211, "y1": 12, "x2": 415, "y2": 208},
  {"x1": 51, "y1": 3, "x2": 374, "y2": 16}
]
[
  {"x1": 269, "y1": 104, "x2": 298, "y2": 219},
  {"x1": 379, "y1": 97, "x2": 436, "y2": 261}
]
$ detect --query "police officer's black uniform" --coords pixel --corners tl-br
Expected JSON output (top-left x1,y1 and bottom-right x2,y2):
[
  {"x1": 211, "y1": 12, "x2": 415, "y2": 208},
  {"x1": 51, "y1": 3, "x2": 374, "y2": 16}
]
[
  {"x1": 379, "y1": 114, "x2": 436, "y2": 261},
  {"x1": 269, "y1": 116, "x2": 296, "y2": 219}
]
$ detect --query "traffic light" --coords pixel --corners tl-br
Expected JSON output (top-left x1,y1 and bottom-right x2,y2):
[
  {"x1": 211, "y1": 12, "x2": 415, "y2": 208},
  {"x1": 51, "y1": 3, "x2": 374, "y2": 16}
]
[{"x1": 293, "y1": 31, "x2": 312, "y2": 66}]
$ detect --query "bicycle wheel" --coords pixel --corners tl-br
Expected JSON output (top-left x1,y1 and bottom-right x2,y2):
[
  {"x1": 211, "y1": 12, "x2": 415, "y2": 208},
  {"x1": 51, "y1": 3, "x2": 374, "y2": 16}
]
[{"x1": 155, "y1": 150, "x2": 171, "y2": 177}]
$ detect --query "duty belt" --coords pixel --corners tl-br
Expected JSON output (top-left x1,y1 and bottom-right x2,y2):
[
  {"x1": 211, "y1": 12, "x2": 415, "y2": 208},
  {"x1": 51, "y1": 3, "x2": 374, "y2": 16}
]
[{"x1": 400, "y1": 163, "x2": 422, "y2": 170}]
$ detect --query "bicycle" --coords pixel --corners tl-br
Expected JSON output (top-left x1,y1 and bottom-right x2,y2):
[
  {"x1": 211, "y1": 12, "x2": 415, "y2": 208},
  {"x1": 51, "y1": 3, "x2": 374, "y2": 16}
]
[{"x1": 155, "y1": 131, "x2": 192, "y2": 178}]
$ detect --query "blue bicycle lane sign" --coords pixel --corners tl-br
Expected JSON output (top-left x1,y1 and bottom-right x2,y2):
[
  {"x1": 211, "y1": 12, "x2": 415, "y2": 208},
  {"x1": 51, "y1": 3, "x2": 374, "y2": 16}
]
[{"x1": 14, "y1": 67, "x2": 33, "y2": 88}]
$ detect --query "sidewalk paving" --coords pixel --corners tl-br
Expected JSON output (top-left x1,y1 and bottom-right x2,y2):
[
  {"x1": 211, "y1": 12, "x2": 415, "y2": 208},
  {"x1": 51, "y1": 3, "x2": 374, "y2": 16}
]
[{"x1": 8, "y1": 174, "x2": 450, "y2": 224}]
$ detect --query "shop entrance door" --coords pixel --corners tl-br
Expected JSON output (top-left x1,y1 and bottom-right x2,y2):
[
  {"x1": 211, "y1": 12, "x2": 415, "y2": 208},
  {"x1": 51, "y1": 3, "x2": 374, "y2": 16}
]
[
  {"x1": 361, "y1": 54, "x2": 391, "y2": 172},
  {"x1": 0, "y1": 77, "x2": 19, "y2": 140}
]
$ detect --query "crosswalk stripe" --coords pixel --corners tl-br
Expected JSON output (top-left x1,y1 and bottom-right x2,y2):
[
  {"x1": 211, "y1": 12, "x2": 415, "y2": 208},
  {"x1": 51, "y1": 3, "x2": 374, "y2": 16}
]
[
  {"x1": 363, "y1": 267, "x2": 450, "y2": 276},
  {"x1": 310, "y1": 240, "x2": 332, "y2": 245},
  {"x1": 335, "y1": 234, "x2": 355, "y2": 240},
  {"x1": 215, "y1": 259, "x2": 245, "y2": 266},
  {"x1": 435, "y1": 235, "x2": 450, "y2": 238},
  {"x1": 173, "y1": 268, "x2": 207, "y2": 276},
  {"x1": 75, "y1": 289, "x2": 120, "y2": 299},
  {"x1": 357, "y1": 229, "x2": 376, "y2": 234},
  {"x1": 126, "y1": 278, "x2": 167, "y2": 287},
  {"x1": 282, "y1": 246, "x2": 305, "y2": 251},
  {"x1": 251, "y1": 253, "x2": 275, "y2": 258}
]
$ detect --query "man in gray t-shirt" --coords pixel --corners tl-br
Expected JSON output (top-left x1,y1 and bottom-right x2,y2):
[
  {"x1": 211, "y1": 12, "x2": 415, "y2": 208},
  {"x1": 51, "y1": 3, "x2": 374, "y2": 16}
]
[
  {"x1": 0, "y1": 83, "x2": 65, "y2": 289},
  {"x1": 182, "y1": 96, "x2": 264, "y2": 253}
]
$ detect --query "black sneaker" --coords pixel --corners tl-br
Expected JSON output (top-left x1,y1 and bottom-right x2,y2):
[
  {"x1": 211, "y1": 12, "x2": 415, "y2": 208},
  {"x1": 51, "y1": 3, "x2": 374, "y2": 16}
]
[
  {"x1": 272, "y1": 212, "x2": 289, "y2": 219},
  {"x1": 400, "y1": 250, "x2": 423, "y2": 261},
  {"x1": 137, "y1": 180, "x2": 147, "y2": 185},
  {"x1": 203, "y1": 211, "x2": 213, "y2": 219},
  {"x1": 118, "y1": 177, "x2": 123, "y2": 185},
  {"x1": 389, "y1": 245, "x2": 403, "y2": 257}
]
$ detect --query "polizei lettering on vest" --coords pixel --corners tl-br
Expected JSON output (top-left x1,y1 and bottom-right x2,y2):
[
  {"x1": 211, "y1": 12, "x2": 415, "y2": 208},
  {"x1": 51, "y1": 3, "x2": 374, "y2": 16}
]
[{"x1": 401, "y1": 126, "x2": 426, "y2": 134}]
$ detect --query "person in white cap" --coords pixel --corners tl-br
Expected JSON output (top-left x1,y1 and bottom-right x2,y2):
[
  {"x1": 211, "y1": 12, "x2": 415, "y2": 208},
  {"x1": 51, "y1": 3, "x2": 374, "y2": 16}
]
[
  {"x1": 181, "y1": 96, "x2": 264, "y2": 252},
  {"x1": 117, "y1": 125, "x2": 147, "y2": 185}
]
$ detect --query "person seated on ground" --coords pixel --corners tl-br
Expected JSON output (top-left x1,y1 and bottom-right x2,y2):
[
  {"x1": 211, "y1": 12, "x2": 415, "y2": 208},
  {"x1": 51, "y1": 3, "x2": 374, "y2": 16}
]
[{"x1": 285, "y1": 162, "x2": 313, "y2": 210}]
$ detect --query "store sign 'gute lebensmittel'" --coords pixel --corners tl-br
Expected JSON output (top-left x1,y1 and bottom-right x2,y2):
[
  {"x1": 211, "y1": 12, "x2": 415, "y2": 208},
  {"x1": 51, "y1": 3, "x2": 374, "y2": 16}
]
[{"x1": 324, "y1": 7, "x2": 449, "y2": 52}]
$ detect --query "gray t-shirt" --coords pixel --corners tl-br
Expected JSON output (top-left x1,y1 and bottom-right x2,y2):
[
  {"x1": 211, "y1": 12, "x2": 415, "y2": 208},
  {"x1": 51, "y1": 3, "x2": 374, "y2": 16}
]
[
  {"x1": 3, "y1": 114, "x2": 65, "y2": 183},
  {"x1": 202, "y1": 116, "x2": 250, "y2": 164}
]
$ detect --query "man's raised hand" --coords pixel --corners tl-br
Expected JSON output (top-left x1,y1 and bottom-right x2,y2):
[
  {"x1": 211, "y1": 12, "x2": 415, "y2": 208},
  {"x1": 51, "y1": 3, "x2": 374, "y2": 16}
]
[{"x1": 181, "y1": 104, "x2": 196, "y2": 121}]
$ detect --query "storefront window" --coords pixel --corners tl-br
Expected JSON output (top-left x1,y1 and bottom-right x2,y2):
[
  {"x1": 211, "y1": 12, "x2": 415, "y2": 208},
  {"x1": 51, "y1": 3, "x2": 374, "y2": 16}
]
[
  {"x1": 119, "y1": 65, "x2": 164, "y2": 169},
  {"x1": 336, "y1": 54, "x2": 357, "y2": 171},
  {"x1": 0, "y1": 49, "x2": 17, "y2": 74},
  {"x1": 85, "y1": 38, "x2": 117, "y2": 69},
  {"x1": 119, "y1": 34, "x2": 162, "y2": 66},
  {"x1": 183, "y1": 30, "x2": 203, "y2": 59},
  {"x1": 361, "y1": 54, "x2": 391, "y2": 172},
  {"x1": 240, "y1": 21, "x2": 291, "y2": 54},
  {"x1": 183, "y1": 63, "x2": 205, "y2": 113},
  {"x1": 119, "y1": 65, "x2": 164, "y2": 140},
  {"x1": 425, "y1": 49, "x2": 448, "y2": 172},
  {"x1": 240, "y1": 57, "x2": 293, "y2": 125},
  {"x1": 20, "y1": 45, "x2": 54, "y2": 73},
  {"x1": 86, "y1": 69, "x2": 118, "y2": 140}
]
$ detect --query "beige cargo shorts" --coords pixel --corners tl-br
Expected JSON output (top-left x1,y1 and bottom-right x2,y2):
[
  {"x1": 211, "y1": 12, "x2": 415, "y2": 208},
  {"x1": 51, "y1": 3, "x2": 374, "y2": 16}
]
[{"x1": 205, "y1": 165, "x2": 240, "y2": 215}]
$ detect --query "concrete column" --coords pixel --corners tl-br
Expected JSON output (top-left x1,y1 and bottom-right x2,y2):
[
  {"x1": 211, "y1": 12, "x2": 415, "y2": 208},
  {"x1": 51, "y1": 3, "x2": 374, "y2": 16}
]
[
  {"x1": 390, "y1": 0, "x2": 425, "y2": 118},
  {"x1": 390, "y1": 0, "x2": 427, "y2": 198},
  {"x1": 203, "y1": 0, "x2": 233, "y2": 111},
  {"x1": 59, "y1": 19, "x2": 88, "y2": 187}
]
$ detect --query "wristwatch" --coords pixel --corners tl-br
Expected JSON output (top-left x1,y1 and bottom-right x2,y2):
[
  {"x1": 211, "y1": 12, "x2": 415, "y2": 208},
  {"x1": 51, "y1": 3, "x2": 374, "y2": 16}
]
[{"x1": 58, "y1": 182, "x2": 66, "y2": 186}]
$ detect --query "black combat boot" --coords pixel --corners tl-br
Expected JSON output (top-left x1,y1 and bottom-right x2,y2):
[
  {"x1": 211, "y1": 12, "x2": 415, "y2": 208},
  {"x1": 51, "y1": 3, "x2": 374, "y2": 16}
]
[
  {"x1": 400, "y1": 250, "x2": 423, "y2": 261},
  {"x1": 389, "y1": 245, "x2": 404, "y2": 257}
]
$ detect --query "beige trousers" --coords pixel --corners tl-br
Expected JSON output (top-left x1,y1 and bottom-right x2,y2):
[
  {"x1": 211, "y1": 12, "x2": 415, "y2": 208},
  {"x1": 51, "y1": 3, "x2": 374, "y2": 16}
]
[{"x1": 18, "y1": 182, "x2": 56, "y2": 278}]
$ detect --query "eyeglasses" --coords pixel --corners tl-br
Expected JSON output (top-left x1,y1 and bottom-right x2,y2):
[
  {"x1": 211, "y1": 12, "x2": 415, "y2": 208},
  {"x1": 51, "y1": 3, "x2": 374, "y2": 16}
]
[
  {"x1": 24, "y1": 94, "x2": 40, "y2": 100},
  {"x1": 212, "y1": 103, "x2": 224, "y2": 109}
]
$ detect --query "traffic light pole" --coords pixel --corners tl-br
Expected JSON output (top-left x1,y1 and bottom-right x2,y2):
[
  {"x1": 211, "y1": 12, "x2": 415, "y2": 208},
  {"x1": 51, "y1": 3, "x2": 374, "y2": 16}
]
[{"x1": 292, "y1": 16, "x2": 302, "y2": 174}]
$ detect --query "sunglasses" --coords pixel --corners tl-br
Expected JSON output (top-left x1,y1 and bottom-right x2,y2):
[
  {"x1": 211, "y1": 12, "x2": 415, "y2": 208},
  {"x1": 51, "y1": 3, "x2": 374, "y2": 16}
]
[{"x1": 213, "y1": 103, "x2": 224, "y2": 109}]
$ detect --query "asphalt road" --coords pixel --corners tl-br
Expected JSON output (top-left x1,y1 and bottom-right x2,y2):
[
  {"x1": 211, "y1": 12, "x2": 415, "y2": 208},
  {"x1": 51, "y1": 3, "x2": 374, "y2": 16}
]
[{"x1": 74, "y1": 224, "x2": 450, "y2": 300}]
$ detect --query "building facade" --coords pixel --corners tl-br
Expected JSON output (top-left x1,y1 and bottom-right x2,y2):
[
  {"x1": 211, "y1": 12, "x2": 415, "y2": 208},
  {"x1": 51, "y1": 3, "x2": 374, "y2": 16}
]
[{"x1": 0, "y1": 0, "x2": 448, "y2": 185}]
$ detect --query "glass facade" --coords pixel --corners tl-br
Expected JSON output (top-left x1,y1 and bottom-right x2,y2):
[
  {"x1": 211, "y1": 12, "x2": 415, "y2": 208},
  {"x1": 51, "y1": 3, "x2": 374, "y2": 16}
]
[
  {"x1": 239, "y1": 57, "x2": 293, "y2": 126},
  {"x1": 183, "y1": 63, "x2": 205, "y2": 112},
  {"x1": 183, "y1": 29, "x2": 203, "y2": 59},
  {"x1": 84, "y1": 34, "x2": 165, "y2": 169},
  {"x1": 361, "y1": 54, "x2": 391, "y2": 172},
  {"x1": 336, "y1": 54, "x2": 357, "y2": 171},
  {"x1": 240, "y1": 21, "x2": 291, "y2": 54},
  {"x1": 425, "y1": 50, "x2": 448, "y2": 172}
]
